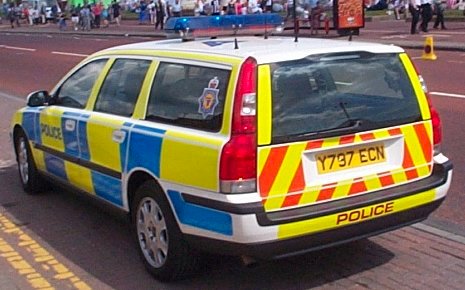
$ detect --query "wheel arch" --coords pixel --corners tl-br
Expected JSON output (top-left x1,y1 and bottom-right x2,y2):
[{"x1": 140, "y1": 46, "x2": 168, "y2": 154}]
[{"x1": 126, "y1": 169, "x2": 166, "y2": 215}]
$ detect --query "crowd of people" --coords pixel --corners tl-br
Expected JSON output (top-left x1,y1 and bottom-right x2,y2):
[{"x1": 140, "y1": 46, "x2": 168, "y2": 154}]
[{"x1": 0, "y1": 0, "x2": 462, "y2": 32}]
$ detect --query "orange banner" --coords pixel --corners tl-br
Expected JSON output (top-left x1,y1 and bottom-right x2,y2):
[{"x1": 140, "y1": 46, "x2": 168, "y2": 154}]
[{"x1": 335, "y1": 0, "x2": 364, "y2": 29}]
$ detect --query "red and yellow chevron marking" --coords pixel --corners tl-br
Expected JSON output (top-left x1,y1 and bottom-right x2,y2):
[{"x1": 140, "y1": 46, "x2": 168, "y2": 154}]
[{"x1": 258, "y1": 121, "x2": 433, "y2": 212}]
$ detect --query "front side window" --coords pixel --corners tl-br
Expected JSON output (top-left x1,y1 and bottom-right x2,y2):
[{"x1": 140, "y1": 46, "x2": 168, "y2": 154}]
[
  {"x1": 271, "y1": 52, "x2": 421, "y2": 143},
  {"x1": 56, "y1": 59, "x2": 107, "y2": 109},
  {"x1": 146, "y1": 62, "x2": 230, "y2": 131},
  {"x1": 94, "y1": 59, "x2": 151, "y2": 117}
]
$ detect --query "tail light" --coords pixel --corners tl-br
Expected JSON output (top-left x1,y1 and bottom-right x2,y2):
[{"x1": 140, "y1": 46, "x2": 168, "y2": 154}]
[
  {"x1": 418, "y1": 75, "x2": 442, "y2": 155},
  {"x1": 220, "y1": 57, "x2": 257, "y2": 193},
  {"x1": 411, "y1": 58, "x2": 442, "y2": 156}
]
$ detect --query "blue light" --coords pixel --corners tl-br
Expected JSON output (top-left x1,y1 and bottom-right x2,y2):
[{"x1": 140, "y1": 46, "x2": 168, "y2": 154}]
[
  {"x1": 215, "y1": 16, "x2": 220, "y2": 21},
  {"x1": 182, "y1": 18, "x2": 187, "y2": 22}
]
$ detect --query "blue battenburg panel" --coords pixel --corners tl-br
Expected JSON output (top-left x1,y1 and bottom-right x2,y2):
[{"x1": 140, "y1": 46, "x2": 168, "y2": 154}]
[
  {"x1": 22, "y1": 108, "x2": 43, "y2": 144},
  {"x1": 91, "y1": 171, "x2": 123, "y2": 206},
  {"x1": 44, "y1": 153, "x2": 68, "y2": 181},
  {"x1": 126, "y1": 125, "x2": 165, "y2": 177},
  {"x1": 167, "y1": 190, "x2": 233, "y2": 236},
  {"x1": 61, "y1": 112, "x2": 81, "y2": 158},
  {"x1": 78, "y1": 114, "x2": 91, "y2": 161},
  {"x1": 119, "y1": 122, "x2": 133, "y2": 173}
]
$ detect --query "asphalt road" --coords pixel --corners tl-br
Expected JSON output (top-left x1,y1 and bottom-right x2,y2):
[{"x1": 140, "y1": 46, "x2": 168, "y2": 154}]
[{"x1": 1, "y1": 33, "x2": 465, "y2": 289}]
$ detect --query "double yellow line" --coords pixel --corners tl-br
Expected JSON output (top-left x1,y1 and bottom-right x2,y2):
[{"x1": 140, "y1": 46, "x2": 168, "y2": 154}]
[{"x1": 0, "y1": 212, "x2": 91, "y2": 290}]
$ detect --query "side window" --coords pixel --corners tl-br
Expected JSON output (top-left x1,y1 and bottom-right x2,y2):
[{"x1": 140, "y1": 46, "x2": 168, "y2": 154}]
[
  {"x1": 146, "y1": 62, "x2": 230, "y2": 132},
  {"x1": 94, "y1": 59, "x2": 151, "y2": 117},
  {"x1": 56, "y1": 59, "x2": 107, "y2": 109}
]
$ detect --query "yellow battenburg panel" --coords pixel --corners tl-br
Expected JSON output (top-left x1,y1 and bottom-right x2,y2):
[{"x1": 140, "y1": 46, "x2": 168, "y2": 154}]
[
  {"x1": 264, "y1": 143, "x2": 307, "y2": 210},
  {"x1": 31, "y1": 148, "x2": 46, "y2": 171},
  {"x1": 64, "y1": 162, "x2": 95, "y2": 194},
  {"x1": 12, "y1": 111, "x2": 23, "y2": 128},
  {"x1": 257, "y1": 65, "x2": 272, "y2": 146},
  {"x1": 399, "y1": 53, "x2": 430, "y2": 120},
  {"x1": 39, "y1": 107, "x2": 65, "y2": 152},
  {"x1": 160, "y1": 131, "x2": 223, "y2": 191},
  {"x1": 278, "y1": 189, "x2": 436, "y2": 239},
  {"x1": 86, "y1": 115, "x2": 125, "y2": 172}
]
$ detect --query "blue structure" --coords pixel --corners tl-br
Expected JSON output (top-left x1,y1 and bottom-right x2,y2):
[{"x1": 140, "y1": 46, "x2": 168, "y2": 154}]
[{"x1": 165, "y1": 14, "x2": 284, "y2": 36}]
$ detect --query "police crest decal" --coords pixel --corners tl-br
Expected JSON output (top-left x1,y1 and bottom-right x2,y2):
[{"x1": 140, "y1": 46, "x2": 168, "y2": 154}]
[{"x1": 198, "y1": 77, "x2": 220, "y2": 119}]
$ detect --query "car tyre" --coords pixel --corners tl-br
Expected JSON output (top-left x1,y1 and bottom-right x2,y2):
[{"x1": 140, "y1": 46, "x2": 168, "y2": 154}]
[
  {"x1": 132, "y1": 180, "x2": 199, "y2": 281},
  {"x1": 14, "y1": 130, "x2": 46, "y2": 194}
]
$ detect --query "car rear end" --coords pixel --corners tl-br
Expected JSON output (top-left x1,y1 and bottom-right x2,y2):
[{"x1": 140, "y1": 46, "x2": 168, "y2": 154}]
[{"x1": 185, "y1": 39, "x2": 452, "y2": 259}]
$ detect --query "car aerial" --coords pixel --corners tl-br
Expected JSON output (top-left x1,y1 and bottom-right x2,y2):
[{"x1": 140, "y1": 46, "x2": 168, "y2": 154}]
[{"x1": 10, "y1": 21, "x2": 452, "y2": 281}]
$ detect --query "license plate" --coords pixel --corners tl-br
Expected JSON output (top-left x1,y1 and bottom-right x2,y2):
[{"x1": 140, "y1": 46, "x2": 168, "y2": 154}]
[{"x1": 316, "y1": 143, "x2": 386, "y2": 174}]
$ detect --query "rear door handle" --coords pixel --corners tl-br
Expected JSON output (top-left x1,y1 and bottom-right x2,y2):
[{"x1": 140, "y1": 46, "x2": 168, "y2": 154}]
[{"x1": 112, "y1": 130, "x2": 126, "y2": 144}]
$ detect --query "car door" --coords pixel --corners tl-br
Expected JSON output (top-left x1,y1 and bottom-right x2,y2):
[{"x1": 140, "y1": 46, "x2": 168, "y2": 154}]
[
  {"x1": 36, "y1": 59, "x2": 108, "y2": 186},
  {"x1": 83, "y1": 58, "x2": 152, "y2": 207}
]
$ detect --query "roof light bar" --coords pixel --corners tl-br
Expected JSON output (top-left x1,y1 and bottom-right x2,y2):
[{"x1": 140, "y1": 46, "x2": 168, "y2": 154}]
[{"x1": 165, "y1": 14, "x2": 284, "y2": 38}]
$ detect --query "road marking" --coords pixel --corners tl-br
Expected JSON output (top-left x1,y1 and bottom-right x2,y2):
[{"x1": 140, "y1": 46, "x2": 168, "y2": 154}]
[
  {"x1": 51, "y1": 51, "x2": 88, "y2": 58},
  {"x1": 0, "y1": 212, "x2": 92, "y2": 290},
  {"x1": 0, "y1": 236, "x2": 54, "y2": 289},
  {"x1": 0, "y1": 91, "x2": 25, "y2": 103},
  {"x1": 430, "y1": 92, "x2": 465, "y2": 99},
  {"x1": 447, "y1": 60, "x2": 465, "y2": 64},
  {"x1": 0, "y1": 45, "x2": 36, "y2": 52}
]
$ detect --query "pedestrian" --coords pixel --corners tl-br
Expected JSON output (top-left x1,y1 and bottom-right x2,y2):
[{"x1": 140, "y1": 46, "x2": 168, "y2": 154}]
[
  {"x1": 171, "y1": 0, "x2": 182, "y2": 17},
  {"x1": 58, "y1": 12, "x2": 67, "y2": 31},
  {"x1": 154, "y1": 0, "x2": 166, "y2": 29},
  {"x1": 408, "y1": 0, "x2": 421, "y2": 34},
  {"x1": 419, "y1": 0, "x2": 432, "y2": 32},
  {"x1": 92, "y1": 2, "x2": 102, "y2": 28},
  {"x1": 80, "y1": 5, "x2": 91, "y2": 31},
  {"x1": 112, "y1": 1, "x2": 121, "y2": 26},
  {"x1": 433, "y1": 0, "x2": 447, "y2": 29},
  {"x1": 148, "y1": 1, "x2": 156, "y2": 24},
  {"x1": 71, "y1": 7, "x2": 80, "y2": 31}
]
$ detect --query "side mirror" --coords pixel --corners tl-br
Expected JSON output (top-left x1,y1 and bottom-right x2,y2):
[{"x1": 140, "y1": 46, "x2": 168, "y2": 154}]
[{"x1": 26, "y1": 90, "x2": 49, "y2": 107}]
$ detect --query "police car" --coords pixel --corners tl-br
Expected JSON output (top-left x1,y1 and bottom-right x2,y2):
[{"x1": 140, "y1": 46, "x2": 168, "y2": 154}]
[{"x1": 11, "y1": 17, "x2": 452, "y2": 281}]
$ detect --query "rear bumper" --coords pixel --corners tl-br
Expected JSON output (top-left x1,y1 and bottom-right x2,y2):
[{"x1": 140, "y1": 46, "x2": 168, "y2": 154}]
[
  {"x1": 177, "y1": 157, "x2": 452, "y2": 259},
  {"x1": 185, "y1": 197, "x2": 444, "y2": 259}
]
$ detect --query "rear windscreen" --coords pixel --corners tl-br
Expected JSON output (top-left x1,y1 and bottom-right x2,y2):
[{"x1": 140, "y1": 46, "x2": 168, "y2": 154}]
[{"x1": 270, "y1": 52, "x2": 422, "y2": 143}]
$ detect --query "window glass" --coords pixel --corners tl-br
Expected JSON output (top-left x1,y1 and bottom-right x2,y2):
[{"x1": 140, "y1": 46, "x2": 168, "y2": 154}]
[
  {"x1": 146, "y1": 62, "x2": 230, "y2": 132},
  {"x1": 271, "y1": 52, "x2": 421, "y2": 143},
  {"x1": 94, "y1": 59, "x2": 151, "y2": 117},
  {"x1": 56, "y1": 59, "x2": 107, "y2": 109}
]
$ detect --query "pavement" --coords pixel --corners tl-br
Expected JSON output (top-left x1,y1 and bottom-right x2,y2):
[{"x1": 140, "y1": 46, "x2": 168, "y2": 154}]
[{"x1": 1, "y1": 15, "x2": 465, "y2": 51}]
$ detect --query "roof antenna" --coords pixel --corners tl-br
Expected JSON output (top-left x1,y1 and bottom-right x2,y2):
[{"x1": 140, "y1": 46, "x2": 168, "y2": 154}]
[
  {"x1": 349, "y1": 30, "x2": 353, "y2": 42},
  {"x1": 264, "y1": 15, "x2": 268, "y2": 39},
  {"x1": 293, "y1": 1, "x2": 298, "y2": 42},
  {"x1": 233, "y1": 24, "x2": 241, "y2": 49}
]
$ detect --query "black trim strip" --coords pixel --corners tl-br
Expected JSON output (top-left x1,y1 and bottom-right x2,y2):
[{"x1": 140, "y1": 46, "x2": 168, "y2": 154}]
[
  {"x1": 34, "y1": 143, "x2": 121, "y2": 179},
  {"x1": 184, "y1": 198, "x2": 444, "y2": 259},
  {"x1": 182, "y1": 193, "x2": 264, "y2": 215},
  {"x1": 181, "y1": 161, "x2": 452, "y2": 225}
]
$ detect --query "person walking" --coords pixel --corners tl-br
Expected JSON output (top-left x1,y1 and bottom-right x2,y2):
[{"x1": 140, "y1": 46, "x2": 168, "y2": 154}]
[
  {"x1": 171, "y1": 0, "x2": 182, "y2": 17},
  {"x1": 433, "y1": 0, "x2": 446, "y2": 29},
  {"x1": 408, "y1": 0, "x2": 421, "y2": 34},
  {"x1": 112, "y1": 1, "x2": 121, "y2": 26},
  {"x1": 154, "y1": 0, "x2": 166, "y2": 29},
  {"x1": 419, "y1": 0, "x2": 432, "y2": 32}
]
